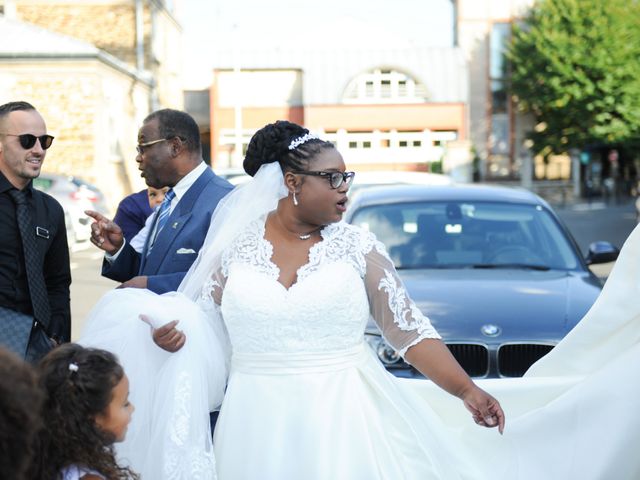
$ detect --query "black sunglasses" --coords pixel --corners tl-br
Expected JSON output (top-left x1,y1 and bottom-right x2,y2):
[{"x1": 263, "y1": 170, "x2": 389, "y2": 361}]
[
  {"x1": 291, "y1": 170, "x2": 355, "y2": 189},
  {"x1": 1, "y1": 133, "x2": 55, "y2": 150}
]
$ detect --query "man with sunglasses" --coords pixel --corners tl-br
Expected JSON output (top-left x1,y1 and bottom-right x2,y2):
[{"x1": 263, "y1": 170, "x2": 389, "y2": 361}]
[
  {"x1": 86, "y1": 108, "x2": 233, "y2": 295},
  {"x1": 0, "y1": 101, "x2": 71, "y2": 361}
]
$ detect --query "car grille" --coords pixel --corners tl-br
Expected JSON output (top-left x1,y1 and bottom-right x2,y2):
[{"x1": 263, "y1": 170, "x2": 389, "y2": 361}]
[
  {"x1": 498, "y1": 344, "x2": 554, "y2": 377},
  {"x1": 447, "y1": 344, "x2": 489, "y2": 377}
]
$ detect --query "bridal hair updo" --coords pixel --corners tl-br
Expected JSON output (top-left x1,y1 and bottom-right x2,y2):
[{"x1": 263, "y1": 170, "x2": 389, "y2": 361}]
[{"x1": 243, "y1": 120, "x2": 335, "y2": 177}]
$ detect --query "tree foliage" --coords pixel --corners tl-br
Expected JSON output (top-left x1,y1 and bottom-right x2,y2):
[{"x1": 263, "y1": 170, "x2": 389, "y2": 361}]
[{"x1": 508, "y1": 0, "x2": 640, "y2": 156}]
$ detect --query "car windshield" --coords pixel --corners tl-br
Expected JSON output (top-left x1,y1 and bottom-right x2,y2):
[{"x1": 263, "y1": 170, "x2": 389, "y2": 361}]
[{"x1": 351, "y1": 201, "x2": 581, "y2": 270}]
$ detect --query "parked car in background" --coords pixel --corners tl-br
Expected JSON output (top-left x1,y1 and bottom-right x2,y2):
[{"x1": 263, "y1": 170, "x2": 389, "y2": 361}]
[
  {"x1": 216, "y1": 167, "x2": 250, "y2": 186},
  {"x1": 345, "y1": 184, "x2": 619, "y2": 378},
  {"x1": 33, "y1": 173, "x2": 109, "y2": 245},
  {"x1": 348, "y1": 170, "x2": 452, "y2": 200}
]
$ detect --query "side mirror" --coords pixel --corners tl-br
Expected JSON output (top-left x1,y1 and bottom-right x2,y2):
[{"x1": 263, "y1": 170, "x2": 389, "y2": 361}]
[{"x1": 585, "y1": 241, "x2": 620, "y2": 265}]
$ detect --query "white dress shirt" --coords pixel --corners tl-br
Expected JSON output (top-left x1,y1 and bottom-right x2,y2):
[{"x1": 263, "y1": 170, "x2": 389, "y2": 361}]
[{"x1": 106, "y1": 162, "x2": 208, "y2": 262}]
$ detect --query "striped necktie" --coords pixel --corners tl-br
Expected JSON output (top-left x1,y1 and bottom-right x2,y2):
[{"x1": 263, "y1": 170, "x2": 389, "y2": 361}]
[{"x1": 151, "y1": 188, "x2": 175, "y2": 246}]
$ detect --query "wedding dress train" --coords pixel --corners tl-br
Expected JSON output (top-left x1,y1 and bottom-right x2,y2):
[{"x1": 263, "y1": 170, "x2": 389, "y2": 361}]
[{"x1": 80, "y1": 215, "x2": 640, "y2": 479}]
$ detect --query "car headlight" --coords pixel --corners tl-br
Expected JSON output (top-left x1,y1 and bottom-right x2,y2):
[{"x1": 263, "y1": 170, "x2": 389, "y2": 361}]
[{"x1": 365, "y1": 333, "x2": 402, "y2": 366}]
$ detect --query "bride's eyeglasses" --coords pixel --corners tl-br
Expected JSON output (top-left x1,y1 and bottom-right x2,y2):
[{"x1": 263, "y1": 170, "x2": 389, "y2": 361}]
[
  {"x1": 291, "y1": 170, "x2": 355, "y2": 189},
  {"x1": 0, "y1": 133, "x2": 55, "y2": 150}
]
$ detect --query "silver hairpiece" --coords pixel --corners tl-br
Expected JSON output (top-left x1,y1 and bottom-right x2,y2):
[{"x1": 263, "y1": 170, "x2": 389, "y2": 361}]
[
  {"x1": 288, "y1": 133, "x2": 319, "y2": 151},
  {"x1": 68, "y1": 362, "x2": 79, "y2": 372}
]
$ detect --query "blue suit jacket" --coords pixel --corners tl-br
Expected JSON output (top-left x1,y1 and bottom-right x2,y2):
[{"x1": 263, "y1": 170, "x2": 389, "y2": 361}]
[{"x1": 102, "y1": 167, "x2": 233, "y2": 294}]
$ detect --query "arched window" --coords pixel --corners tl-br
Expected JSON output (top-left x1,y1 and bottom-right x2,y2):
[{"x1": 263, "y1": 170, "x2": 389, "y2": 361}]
[{"x1": 342, "y1": 68, "x2": 428, "y2": 104}]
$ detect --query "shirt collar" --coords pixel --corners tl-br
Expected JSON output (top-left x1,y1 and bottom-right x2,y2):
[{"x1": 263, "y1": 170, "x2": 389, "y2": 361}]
[
  {"x1": 0, "y1": 170, "x2": 33, "y2": 194},
  {"x1": 171, "y1": 162, "x2": 207, "y2": 202}
]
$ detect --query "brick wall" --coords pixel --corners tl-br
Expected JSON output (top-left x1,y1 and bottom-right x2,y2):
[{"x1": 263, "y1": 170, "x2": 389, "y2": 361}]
[
  {"x1": 13, "y1": 72, "x2": 99, "y2": 177},
  {"x1": 17, "y1": 2, "x2": 144, "y2": 67}
]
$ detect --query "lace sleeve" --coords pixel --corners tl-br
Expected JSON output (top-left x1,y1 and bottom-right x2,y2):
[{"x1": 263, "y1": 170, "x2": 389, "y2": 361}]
[
  {"x1": 199, "y1": 267, "x2": 227, "y2": 307},
  {"x1": 364, "y1": 239, "x2": 441, "y2": 357}
]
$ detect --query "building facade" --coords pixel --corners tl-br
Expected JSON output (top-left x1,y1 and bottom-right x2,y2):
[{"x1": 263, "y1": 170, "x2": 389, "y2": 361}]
[
  {"x1": 455, "y1": 0, "x2": 571, "y2": 183},
  {"x1": 0, "y1": 0, "x2": 182, "y2": 208},
  {"x1": 209, "y1": 46, "x2": 470, "y2": 180}
]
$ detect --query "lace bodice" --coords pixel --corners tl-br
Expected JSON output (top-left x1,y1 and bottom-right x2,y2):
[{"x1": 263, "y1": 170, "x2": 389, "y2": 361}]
[{"x1": 201, "y1": 219, "x2": 439, "y2": 356}]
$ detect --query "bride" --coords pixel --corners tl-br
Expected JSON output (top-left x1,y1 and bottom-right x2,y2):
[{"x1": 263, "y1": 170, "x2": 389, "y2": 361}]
[{"x1": 80, "y1": 121, "x2": 640, "y2": 479}]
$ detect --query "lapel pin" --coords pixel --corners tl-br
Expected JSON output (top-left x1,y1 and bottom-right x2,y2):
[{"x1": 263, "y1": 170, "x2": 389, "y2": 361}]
[{"x1": 172, "y1": 222, "x2": 179, "y2": 229}]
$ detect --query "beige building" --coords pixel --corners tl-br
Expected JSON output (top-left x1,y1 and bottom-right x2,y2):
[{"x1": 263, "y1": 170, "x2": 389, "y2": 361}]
[{"x1": 0, "y1": 0, "x2": 183, "y2": 208}]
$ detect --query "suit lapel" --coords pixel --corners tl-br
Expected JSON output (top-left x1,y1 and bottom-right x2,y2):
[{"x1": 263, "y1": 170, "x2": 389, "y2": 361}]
[
  {"x1": 144, "y1": 211, "x2": 193, "y2": 273},
  {"x1": 140, "y1": 168, "x2": 213, "y2": 275}
]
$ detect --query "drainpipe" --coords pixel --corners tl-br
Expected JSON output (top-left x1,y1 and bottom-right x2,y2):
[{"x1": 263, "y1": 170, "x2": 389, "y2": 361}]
[
  {"x1": 135, "y1": 0, "x2": 144, "y2": 71},
  {"x1": 451, "y1": 0, "x2": 458, "y2": 47}
]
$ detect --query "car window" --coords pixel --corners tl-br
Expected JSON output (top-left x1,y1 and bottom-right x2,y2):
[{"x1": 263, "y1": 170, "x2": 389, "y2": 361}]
[{"x1": 351, "y1": 201, "x2": 580, "y2": 270}]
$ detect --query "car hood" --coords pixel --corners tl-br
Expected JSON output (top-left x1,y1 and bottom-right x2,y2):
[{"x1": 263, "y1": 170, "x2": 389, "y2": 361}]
[{"x1": 397, "y1": 269, "x2": 602, "y2": 343}]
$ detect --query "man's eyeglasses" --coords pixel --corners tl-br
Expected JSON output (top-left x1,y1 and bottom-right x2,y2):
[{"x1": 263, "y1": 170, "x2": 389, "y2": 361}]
[
  {"x1": 0, "y1": 133, "x2": 54, "y2": 150},
  {"x1": 136, "y1": 138, "x2": 171, "y2": 155},
  {"x1": 291, "y1": 170, "x2": 355, "y2": 189}
]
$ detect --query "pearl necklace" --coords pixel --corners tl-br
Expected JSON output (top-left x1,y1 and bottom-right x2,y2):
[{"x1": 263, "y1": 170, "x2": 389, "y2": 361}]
[{"x1": 298, "y1": 227, "x2": 322, "y2": 240}]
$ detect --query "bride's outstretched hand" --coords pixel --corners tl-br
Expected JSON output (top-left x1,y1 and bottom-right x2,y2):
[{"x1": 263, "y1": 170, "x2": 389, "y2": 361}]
[
  {"x1": 139, "y1": 315, "x2": 186, "y2": 352},
  {"x1": 462, "y1": 385, "x2": 505, "y2": 434}
]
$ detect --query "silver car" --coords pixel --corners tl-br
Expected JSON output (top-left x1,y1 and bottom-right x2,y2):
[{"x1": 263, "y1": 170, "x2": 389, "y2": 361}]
[{"x1": 33, "y1": 174, "x2": 108, "y2": 245}]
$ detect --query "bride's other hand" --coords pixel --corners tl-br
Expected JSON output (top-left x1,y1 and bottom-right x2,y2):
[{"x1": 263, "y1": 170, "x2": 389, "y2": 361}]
[
  {"x1": 405, "y1": 339, "x2": 505, "y2": 434},
  {"x1": 461, "y1": 385, "x2": 505, "y2": 434},
  {"x1": 139, "y1": 316, "x2": 186, "y2": 352}
]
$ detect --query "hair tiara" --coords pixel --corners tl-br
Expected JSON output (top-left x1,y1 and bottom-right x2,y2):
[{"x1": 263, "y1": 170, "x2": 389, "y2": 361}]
[{"x1": 288, "y1": 133, "x2": 319, "y2": 151}]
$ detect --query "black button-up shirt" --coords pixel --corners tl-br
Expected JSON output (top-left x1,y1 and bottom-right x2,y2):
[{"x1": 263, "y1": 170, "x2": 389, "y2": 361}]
[{"x1": 0, "y1": 171, "x2": 71, "y2": 341}]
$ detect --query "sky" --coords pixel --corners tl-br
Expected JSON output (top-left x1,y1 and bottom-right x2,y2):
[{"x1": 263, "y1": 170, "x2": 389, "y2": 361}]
[{"x1": 178, "y1": 0, "x2": 453, "y2": 90}]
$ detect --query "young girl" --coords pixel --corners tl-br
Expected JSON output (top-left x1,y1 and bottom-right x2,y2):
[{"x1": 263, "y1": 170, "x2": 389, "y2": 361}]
[{"x1": 33, "y1": 343, "x2": 137, "y2": 480}]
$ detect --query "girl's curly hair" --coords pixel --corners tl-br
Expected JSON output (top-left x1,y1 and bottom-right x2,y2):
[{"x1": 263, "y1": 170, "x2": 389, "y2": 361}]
[
  {"x1": 31, "y1": 343, "x2": 139, "y2": 480},
  {"x1": 0, "y1": 348, "x2": 43, "y2": 480}
]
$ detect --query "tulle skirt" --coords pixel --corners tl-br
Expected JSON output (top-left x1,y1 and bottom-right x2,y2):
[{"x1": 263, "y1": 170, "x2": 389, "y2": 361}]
[{"x1": 79, "y1": 289, "x2": 229, "y2": 480}]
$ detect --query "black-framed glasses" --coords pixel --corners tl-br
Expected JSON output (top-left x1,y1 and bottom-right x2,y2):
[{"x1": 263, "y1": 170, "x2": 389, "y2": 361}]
[
  {"x1": 1, "y1": 133, "x2": 54, "y2": 150},
  {"x1": 291, "y1": 170, "x2": 355, "y2": 189},
  {"x1": 136, "y1": 137, "x2": 172, "y2": 155}
]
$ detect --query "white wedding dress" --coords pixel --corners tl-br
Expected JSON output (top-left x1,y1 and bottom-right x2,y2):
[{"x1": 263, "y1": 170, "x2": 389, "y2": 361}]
[{"x1": 80, "y1": 166, "x2": 640, "y2": 479}]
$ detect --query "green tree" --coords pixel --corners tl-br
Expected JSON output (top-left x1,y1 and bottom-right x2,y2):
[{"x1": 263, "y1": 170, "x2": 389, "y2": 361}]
[{"x1": 508, "y1": 0, "x2": 640, "y2": 157}]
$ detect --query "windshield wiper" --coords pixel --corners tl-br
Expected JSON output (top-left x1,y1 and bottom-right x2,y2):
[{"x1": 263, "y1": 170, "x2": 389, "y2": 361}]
[
  {"x1": 471, "y1": 263, "x2": 551, "y2": 271},
  {"x1": 397, "y1": 264, "x2": 457, "y2": 270}
]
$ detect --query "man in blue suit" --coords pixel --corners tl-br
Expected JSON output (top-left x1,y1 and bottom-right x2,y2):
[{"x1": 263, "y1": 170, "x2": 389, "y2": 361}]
[{"x1": 86, "y1": 109, "x2": 233, "y2": 294}]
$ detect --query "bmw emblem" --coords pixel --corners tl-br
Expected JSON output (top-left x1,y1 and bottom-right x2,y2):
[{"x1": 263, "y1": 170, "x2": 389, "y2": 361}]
[{"x1": 481, "y1": 324, "x2": 501, "y2": 337}]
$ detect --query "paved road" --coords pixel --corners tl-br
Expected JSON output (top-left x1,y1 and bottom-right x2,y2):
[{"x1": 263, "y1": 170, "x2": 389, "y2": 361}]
[
  {"x1": 553, "y1": 200, "x2": 636, "y2": 281},
  {"x1": 69, "y1": 245, "x2": 115, "y2": 340},
  {"x1": 553, "y1": 200, "x2": 636, "y2": 254}
]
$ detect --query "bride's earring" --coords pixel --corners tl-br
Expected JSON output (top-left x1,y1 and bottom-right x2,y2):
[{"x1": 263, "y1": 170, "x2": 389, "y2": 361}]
[{"x1": 292, "y1": 191, "x2": 299, "y2": 206}]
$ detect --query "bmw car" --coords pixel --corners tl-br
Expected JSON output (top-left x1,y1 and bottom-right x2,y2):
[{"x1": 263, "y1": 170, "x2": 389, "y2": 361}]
[{"x1": 345, "y1": 184, "x2": 619, "y2": 378}]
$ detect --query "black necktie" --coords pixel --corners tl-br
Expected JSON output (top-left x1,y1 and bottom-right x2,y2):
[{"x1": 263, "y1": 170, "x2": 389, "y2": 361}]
[{"x1": 8, "y1": 189, "x2": 51, "y2": 325}]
